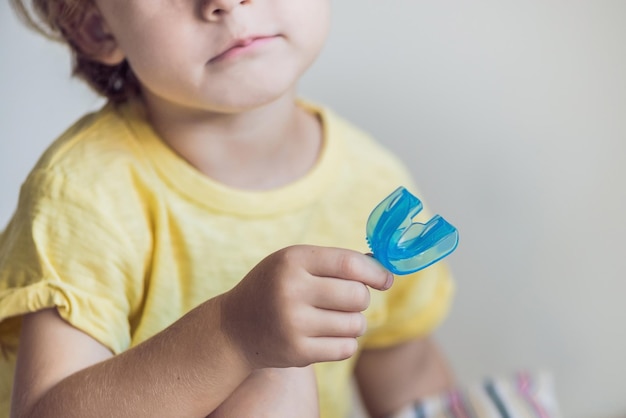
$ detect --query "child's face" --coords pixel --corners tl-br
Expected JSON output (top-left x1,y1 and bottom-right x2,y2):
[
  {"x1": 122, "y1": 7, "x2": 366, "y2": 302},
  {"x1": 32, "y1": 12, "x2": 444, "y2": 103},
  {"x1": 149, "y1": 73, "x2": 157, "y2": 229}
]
[{"x1": 94, "y1": 0, "x2": 330, "y2": 112}]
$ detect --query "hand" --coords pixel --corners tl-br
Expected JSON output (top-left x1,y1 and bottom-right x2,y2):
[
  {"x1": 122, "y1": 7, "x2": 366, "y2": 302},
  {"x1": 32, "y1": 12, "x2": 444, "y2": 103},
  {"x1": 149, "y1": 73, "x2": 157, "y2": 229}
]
[{"x1": 219, "y1": 245, "x2": 394, "y2": 369}]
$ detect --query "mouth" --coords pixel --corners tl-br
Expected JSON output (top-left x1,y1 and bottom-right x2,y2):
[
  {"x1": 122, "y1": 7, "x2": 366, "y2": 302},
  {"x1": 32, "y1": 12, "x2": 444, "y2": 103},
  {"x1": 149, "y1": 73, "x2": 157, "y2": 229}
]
[{"x1": 209, "y1": 35, "x2": 280, "y2": 64}]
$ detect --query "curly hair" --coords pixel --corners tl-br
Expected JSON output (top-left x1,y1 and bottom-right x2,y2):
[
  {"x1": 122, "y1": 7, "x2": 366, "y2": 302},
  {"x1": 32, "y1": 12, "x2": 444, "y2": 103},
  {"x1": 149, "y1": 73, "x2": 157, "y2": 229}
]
[{"x1": 10, "y1": 0, "x2": 140, "y2": 103}]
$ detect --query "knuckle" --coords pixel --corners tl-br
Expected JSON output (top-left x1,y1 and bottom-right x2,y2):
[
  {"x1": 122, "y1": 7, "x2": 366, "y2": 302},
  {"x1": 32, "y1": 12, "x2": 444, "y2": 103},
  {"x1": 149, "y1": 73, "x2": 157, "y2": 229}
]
[
  {"x1": 349, "y1": 283, "x2": 370, "y2": 311},
  {"x1": 338, "y1": 251, "x2": 360, "y2": 277},
  {"x1": 275, "y1": 245, "x2": 297, "y2": 266},
  {"x1": 285, "y1": 336, "x2": 307, "y2": 366},
  {"x1": 348, "y1": 313, "x2": 367, "y2": 336},
  {"x1": 336, "y1": 339, "x2": 358, "y2": 360},
  {"x1": 358, "y1": 313, "x2": 367, "y2": 336},
  {"x1": 279, "y1": 275, "x2": 298, "y2": 302},
  {"x1": 288, "y1": 306, "x2": 306, "y2": 333}
]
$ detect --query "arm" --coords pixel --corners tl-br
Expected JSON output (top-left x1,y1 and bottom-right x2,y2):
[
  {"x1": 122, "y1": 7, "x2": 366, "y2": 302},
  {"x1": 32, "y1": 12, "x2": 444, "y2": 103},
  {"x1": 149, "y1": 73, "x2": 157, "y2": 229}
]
[
  {"x1": 209, "y1": 367, "x2": 319, "y2": 418},
  {"x1": 12, "y1": 302, "x2": 250, "y2": 418},
  {"x1": 354, "y1": 337, "x2": 455, "y2": 418},
  {"x1": 15, "y1": 309, "x2": 320, "y2": 418},
  {"x1": 12, "y1": 246, "x2": 391, "y2": 418}
]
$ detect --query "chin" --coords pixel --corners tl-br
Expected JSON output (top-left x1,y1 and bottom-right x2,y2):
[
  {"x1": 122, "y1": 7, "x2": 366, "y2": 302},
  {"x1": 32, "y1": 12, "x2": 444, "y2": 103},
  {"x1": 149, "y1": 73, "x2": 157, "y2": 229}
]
[
  {"x1": 212, "y1": 92, "x2": 291, "y2": 114},
  {"x1": 211, "y1": 77, "x2": 299, "y2": 112}
]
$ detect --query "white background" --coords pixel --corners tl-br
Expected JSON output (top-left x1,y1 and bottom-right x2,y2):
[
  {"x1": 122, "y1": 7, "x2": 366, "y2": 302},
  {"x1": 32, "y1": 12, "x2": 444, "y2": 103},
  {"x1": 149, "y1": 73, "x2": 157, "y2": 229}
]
[{"x1": 2, "y1": 2, "x2": 625, "y2": 417}]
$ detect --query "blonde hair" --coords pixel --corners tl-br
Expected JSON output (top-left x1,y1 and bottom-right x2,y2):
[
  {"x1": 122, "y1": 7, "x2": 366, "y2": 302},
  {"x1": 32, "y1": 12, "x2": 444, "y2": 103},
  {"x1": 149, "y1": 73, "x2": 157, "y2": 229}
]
[{"x1": 10, "y1": 0, "x2": 139, "y2": 102}]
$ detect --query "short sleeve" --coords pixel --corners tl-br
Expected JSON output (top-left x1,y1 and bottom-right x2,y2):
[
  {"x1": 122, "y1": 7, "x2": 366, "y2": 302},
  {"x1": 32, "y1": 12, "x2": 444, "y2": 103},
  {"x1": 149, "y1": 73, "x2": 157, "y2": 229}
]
[{"x1": 0, "y1": 169, "x2": 148, "y2": 355}]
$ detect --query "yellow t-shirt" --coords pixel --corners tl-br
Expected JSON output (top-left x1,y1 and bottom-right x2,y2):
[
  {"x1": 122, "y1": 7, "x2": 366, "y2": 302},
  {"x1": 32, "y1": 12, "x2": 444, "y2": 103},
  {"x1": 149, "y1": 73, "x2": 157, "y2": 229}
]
[{"x1": 0, "y1": 99, "x2": 454, "y2": 418}]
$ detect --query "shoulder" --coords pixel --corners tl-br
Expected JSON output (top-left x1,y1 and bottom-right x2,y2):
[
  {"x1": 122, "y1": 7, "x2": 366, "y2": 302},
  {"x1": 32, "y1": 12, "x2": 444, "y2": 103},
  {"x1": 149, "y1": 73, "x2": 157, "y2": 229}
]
[
  {"x1": 2, "y1": 104, "x2": 154, "y2": 290},
  {"x1": 31, "y1": 101, "x2": 148, "y2": 185},
  {"x1": 18, "y1": 101, "x2": 156, "y2": 232}
]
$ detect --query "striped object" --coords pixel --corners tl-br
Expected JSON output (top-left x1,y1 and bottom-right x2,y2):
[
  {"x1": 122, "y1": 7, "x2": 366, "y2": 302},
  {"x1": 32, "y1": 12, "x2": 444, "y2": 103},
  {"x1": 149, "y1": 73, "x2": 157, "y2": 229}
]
[{"x1": 388, "y1": 371, "x2": 561, "y2": 418}]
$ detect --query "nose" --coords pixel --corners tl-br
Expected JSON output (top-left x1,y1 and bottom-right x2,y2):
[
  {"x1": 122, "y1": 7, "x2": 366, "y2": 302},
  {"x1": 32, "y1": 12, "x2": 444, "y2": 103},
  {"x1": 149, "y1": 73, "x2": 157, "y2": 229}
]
[{"x1": 201, "y1": 0, "x2": 250, "y2": 22}]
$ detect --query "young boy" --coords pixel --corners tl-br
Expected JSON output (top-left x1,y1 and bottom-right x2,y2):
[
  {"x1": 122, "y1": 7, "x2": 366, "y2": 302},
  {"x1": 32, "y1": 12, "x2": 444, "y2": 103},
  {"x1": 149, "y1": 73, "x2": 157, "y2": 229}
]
[{"x1": 0, "y1": 1, "x2": 455, "y2": 417}]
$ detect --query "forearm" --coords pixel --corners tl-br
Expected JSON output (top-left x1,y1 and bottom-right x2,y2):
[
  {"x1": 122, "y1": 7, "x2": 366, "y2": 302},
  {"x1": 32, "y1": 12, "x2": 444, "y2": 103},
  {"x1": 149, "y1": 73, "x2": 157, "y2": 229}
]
[
  {"x1": 355, "y1": 337, "x2": 454, "y2": 418},
  {"x1": 209, "y1": 366, "x2": 319, "y2": 418},
  {"x1": 16, "y1": 246, "x2": 390, "y2": 418},
  {"x1": 20, "y1": 299, "x2": 251, "y2": 418}
]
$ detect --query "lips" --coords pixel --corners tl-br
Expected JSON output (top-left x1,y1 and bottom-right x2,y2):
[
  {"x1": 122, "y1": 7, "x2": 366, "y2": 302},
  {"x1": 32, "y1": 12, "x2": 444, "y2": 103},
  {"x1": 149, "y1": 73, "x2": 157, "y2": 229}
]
[{"x1": 209, "y1": 35, "x2": 278, "y2": 63}]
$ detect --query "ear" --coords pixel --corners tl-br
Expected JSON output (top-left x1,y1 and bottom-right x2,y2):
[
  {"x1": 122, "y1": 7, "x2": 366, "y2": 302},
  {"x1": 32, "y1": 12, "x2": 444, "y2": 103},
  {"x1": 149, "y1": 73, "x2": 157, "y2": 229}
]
[{"x1": 70, "y1": 6, "x2": 125, "y2": 66}]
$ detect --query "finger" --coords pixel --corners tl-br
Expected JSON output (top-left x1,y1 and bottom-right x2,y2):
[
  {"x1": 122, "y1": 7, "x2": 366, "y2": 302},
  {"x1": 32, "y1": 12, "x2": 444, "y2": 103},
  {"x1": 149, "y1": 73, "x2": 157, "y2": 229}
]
[
  {"x1": 307, "y1": 309, "x2": 367, "y2": 338},
  {"x1": 303, "y1": 337, "x2": 359, "y2": 363},
  {"x1": 309, "y1": 276, "x2": 371, "y2": 312},
  {"x1": 301, "y1": 246, "x2": 393, "y2": 290}
]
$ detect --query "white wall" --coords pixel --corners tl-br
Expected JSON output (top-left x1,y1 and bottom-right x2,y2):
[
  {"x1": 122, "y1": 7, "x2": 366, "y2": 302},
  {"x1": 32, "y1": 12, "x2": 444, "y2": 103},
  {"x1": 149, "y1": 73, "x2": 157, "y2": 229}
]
[{"x1": 2, "y1": 2, "x2": 626, "y2": 417}]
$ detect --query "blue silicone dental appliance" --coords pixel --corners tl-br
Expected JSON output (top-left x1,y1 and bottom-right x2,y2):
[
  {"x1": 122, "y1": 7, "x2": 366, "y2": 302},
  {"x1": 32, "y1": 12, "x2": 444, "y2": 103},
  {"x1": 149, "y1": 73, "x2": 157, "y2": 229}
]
[{"x1": 366, "y1": 187, "x2": 459, "y2": 275}]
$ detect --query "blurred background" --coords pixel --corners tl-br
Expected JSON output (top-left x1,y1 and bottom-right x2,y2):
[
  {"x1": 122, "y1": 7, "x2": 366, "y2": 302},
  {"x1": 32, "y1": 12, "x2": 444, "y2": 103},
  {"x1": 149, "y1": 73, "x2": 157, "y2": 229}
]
[{"x1": 1, "y1": 1, "x2": 625, "y2": 417}]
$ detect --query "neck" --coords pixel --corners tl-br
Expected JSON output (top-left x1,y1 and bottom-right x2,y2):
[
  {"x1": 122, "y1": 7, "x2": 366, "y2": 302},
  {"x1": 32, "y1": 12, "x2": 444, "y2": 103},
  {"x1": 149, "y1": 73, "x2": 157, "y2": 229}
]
[{"x1": 142, "y1": 92, "x2": 322, "y2": 190}]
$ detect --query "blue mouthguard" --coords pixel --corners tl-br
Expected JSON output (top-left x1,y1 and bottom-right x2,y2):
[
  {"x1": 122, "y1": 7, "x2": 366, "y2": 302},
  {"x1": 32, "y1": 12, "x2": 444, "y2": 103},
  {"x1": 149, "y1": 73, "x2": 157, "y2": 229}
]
[{"x1": 366, "y1": 187, "x2": 459, "y2": 275}]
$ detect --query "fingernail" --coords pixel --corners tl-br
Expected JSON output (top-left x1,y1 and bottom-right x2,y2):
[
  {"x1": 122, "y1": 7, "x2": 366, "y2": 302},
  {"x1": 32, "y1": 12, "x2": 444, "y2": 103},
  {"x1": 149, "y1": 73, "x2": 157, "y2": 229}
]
[{"x1": 383, "y1": 273, "x2": 394, "y2": 290}]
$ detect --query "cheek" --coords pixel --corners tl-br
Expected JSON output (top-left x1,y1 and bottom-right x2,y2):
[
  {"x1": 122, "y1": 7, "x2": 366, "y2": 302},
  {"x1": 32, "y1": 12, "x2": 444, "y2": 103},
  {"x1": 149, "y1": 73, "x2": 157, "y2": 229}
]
[
  {"x1": 284, "y1": 3, "x2": 331, "y2": 60},
  {"x1": 279, "y1": 0, "x2": 331, "y2": 41},
  {"x1": 121, "y1": 30, "x2": 201, "y2": 92}
]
